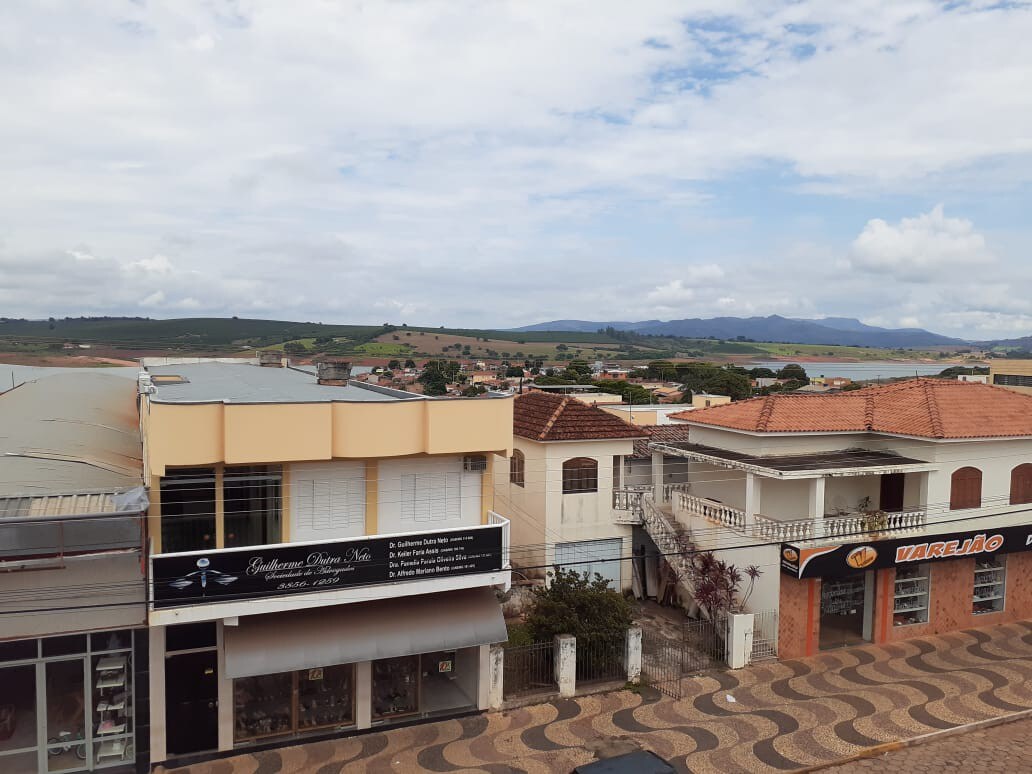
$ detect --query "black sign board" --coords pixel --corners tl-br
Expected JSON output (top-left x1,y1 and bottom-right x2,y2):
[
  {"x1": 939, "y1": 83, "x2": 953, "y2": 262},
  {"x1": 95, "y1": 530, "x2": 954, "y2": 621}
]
[
  {"x1": 781, "y1": 522, "x2": 1032, "y2": 579},
  {"x1": 153, "y1": 525, "x2": 504, "y2": 608}
]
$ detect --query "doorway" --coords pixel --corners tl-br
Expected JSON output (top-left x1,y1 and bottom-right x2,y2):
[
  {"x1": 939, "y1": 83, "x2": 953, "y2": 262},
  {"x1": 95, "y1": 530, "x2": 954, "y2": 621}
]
[
  {"x1": 819, "y1": 573, "x2": 874, "y2": 650},
  {"x1": 880, "y1": 473, "x2": 905, "y2": 513},
  {"x1": 165, "y1": 651, "x2": 218, "y2": 756}
]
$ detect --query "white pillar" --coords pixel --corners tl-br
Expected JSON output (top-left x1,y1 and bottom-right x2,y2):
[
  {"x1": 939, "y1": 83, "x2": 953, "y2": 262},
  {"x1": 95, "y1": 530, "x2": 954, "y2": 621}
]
[
  {"x1": 554, "y1": 634, "x2": 576, "y2": 697},
  {"x1": 726, "y1": 613, "x2": 755, "y2": 669},
  {"x1": 355, "y1": 660, "x2": 372, "y2": 730},
  {"x1": 624, "y1": 626, "x2": 642, "y2": 684},
  {"x1": 148, "y1": 626, "x2": 166, "y2": 764},
  {"x1": 488, "y1": 644, "x2": 505, "y2": 710},
  {"x1": 744, "y1": 473, "x2": 759, "y2": 528},
  {"x1": 651, "y1": 451, "x2": 665, "y2": 503},
  {"x1": 808, "y1": 477, "x2": 826, "y2": 538}
]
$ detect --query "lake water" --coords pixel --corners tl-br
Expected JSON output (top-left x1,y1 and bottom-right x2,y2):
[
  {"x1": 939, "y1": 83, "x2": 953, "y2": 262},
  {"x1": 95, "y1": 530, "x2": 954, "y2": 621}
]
[{"x1": 746, "y1": 360, "x2": 950, "y2": 382}]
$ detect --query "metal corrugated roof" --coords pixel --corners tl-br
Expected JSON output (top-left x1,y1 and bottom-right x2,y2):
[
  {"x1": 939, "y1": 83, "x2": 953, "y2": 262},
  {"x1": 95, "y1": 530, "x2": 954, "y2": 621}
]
[{"x1": 0, "y1": 371, "x2": 143, "y2": 503}]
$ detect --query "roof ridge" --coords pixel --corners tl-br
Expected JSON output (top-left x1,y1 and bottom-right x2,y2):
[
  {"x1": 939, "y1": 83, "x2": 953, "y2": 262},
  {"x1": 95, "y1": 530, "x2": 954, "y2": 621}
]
[
  {"x1": 756, "y1": 395, "x2": 776, "y2": 432},
  {"x1": 922, "y1": 379, "x2": 945, "y2": 438},
  {"x1": 864, "y1": 392, "x2": 875, "y2": 431},
  {"x1": 539, "y1": 395, "x2": 571, "y2": 440}
]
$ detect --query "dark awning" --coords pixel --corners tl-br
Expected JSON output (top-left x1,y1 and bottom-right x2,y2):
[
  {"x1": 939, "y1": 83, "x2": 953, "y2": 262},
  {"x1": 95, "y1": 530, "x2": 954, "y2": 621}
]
[{"x1": 224, "y1": 586, "x2": 506, "y2": 678}]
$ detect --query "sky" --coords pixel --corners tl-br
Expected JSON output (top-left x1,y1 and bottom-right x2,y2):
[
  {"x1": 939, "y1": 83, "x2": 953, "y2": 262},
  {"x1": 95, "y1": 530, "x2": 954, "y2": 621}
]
[{"x1": 1, "y1": 1, "x2": 1031, "y2": 340}]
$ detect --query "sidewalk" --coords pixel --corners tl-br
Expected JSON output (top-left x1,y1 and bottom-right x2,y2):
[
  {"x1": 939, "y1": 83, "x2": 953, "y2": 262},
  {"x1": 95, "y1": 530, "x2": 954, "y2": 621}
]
[{"x1": 160, "y1": 620, "x2": 1032, "y2": 774}]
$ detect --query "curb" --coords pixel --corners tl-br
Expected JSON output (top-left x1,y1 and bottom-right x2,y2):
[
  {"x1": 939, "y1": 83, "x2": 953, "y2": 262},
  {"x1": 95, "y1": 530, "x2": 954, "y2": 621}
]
[{"x1": 794, "y1": 708, "x2": 1032, "y2": 772}]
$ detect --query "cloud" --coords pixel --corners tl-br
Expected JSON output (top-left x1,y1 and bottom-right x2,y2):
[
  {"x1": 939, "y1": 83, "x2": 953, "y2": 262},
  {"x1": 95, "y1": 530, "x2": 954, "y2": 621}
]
[
  {"x1": 848, "y1": 205, "x2": 995, "y2": 280},
  {"x1": 0, "y1": 2, "x2": 1031, "y2": 338}
]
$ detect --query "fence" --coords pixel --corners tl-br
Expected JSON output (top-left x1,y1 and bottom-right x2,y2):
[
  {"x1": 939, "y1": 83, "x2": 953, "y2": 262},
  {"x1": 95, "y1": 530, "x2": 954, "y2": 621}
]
[
  {"x1": 502, "y1": 641, "x2": 556, "y2": 699},
  {"x1": 576, "y1": 636, "x2": 627, "y2": 684},
  {"x1": 751, "y1": 609, "x2": 778, "y2": 661},
  {"x1": 682, "y1": 617, "x2": 727, "y2": 675},
  {"x1": 641, "y1": 630, "x2": 685, "y2": 699}
]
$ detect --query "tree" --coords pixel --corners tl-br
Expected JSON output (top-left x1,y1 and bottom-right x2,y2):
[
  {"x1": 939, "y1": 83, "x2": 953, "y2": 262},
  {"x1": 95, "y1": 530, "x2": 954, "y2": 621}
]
[
  {"x1": 418, "y1": 360, "x2": 460, "y2": 396},
  {"x1": 504, "y1": 366, "x2": 524, "y2": 378},
  {"x1": 748, "y1": 367, "x2": 777, "y2": 379},
  {"x1": 461, "y1": 384, "x2": 487, "y2": 397},
  {"x1": 387, "y1": 359, "x2": 401, "y2": 370},
  {"x1": 403, "y1": 359, "x2": 416, "y2": 369},
  {"x1": 684, "y1": 552, "x2": 762, "y2": 620},
  {"x1": 700, "y1": 370, "x2": 752, "y2": 401},
  {"x1": 776, "y1": 363, "x2": 809, "y2": 383},
  {"x1": 525, "y1": 567, "x2": 633, "y2": 646}
]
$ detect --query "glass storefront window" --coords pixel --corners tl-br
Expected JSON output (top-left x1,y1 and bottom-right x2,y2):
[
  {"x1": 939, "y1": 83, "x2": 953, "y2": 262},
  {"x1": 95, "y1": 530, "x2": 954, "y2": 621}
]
[
  {"x1": 298, "y1": 665, "x2": 354, "y2": 731},
  {"x1": 372, "y1": 656, "x2": 420, "y2": 719},
  {"x1": 224, "y1": 466, "x2": 283, "y2": 548},
  {"x1": 0, "y1": 664, "x2": 37, "y2": 757},
  {"x1": 234, "y1": 665, "x2": 356, "y2": 744},
  {"x1": 160, "y1": 468, "x2": 217, "y2": 553},
  {"x1": 45, "y1": 660, "x2": 86, "y2": 772},
  {"x1": 234, "y1": 673, "x2": 293, "y2": 742}
]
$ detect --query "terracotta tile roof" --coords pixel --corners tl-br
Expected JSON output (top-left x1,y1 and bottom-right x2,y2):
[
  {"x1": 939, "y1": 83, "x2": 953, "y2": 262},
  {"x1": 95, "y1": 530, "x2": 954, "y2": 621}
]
[
  {"x1": 632, "y1": 424, "x2": 694, "y2": 458},
  {"x1": 513, "y1": 390, "x2": 646, "y2": 442},
  {"x1": 669, "y1": 378, "x2": 1032, "y2": 440}
]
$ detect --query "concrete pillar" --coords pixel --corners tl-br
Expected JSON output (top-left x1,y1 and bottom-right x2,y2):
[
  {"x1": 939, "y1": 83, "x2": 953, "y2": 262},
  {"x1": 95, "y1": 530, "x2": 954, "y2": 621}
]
[
  {"x1": 726, "y1": 613, "x2": 755, "y2": 669},
  {"x1": 744, "y1": 473, "x2": 759, "y2": 528},
  {"x1": 554, "y1": 634, "x2": 576, "y2": 697},
  {"x1": 355, "y1": 660, "x2": 372, "y2": 730},
  {"x1": 651, "y1": 451, "x2": 665, "y2": 503},
  {"x1": 809, "y1": 477, "x2": 826, "y2": 536},
  {"x1": 216, "y1": 621, "x2": 233, "y2": 751},
  {"x1": 624, "y1": 626, "x2": 642, "y2": 684},
  {"x1": 148, "y1": 626, "x2": 166, "y2": 764},
  {"x1": 488, "y1": 644, "x2": 505, "y2": 710}
]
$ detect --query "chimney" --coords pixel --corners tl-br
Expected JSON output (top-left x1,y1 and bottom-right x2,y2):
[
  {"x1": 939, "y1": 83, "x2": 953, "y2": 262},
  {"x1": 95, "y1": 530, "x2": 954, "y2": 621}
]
[
  {"x1": 317, "y1": 358, "x2": 352, "y2": 386},
  {"x1": 259, "y1": 350, "x2": 285, "y2": 367}
]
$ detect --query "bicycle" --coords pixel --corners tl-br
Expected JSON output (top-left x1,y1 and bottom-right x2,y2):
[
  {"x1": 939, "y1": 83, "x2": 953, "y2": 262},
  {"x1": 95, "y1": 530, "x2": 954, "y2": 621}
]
[{"x1": 47, "y1": 730, "x2": 87, "y2": 761}]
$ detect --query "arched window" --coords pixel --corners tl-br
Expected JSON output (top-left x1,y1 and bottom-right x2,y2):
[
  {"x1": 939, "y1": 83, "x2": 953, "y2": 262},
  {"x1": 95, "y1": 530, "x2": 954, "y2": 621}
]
[
  {"x1": 509, "y1": 450, "x2": 525, "y2": 487},
  {"x1": 950, "y1": 467, "x2": 982, "y2": 510},
  {"x1": 1011, "y1": 463, "x2": 1032, "y2": 505},
  {"x1": 562, "y1": 457, "x2": 598, "y2": 494}
]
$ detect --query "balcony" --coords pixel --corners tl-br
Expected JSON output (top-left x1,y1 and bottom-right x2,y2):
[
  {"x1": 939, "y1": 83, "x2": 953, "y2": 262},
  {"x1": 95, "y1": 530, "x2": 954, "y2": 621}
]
[{"x1": 149, "y1": 512, "x2": 511, "y2": 625}]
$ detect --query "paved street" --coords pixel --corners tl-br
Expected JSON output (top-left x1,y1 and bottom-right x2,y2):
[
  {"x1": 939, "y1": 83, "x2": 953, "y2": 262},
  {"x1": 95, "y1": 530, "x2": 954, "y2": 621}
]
[
  {"x1": 825, "y1": 715, "x2": 1032, "y2": 772},
  {"x1": 161, "y1": 620, "x2": 1032, "y2": 774}
]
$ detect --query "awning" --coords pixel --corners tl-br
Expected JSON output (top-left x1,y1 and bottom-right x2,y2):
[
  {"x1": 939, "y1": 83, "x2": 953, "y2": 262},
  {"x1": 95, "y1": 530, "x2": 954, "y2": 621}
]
[{"x1": 223, "y1": 586, "x2": 506, "y2": 679}]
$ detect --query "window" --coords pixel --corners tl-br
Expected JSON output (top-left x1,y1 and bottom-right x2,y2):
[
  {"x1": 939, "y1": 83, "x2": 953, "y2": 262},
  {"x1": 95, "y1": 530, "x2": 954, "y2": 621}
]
[
  {"x1": 562, "y1": 458, "x2": 598, "y2": 494},
  {"x1": 400, "y1": 473, "x2": 462, "y2": 523},
  {"x1": 509, "y1": 450, "x2": 525, "y2": 487},
  {"x1": 1010, "y1": 464, "x2": 1032, "y2": 505},
  {"x1": 224, "y1": 465, "x2": 283, "y2": 548},
  {"x1": 893, "y1": 564, "x2": 930, "y2": 626},
  {"x1": 160, "y1": 467, "x2": 216, "y2": 553},
  {"x1": 234, "y1": 664, "x2": 355, "y2": 743},
  {"x1": 994, "y1": 373, "x2": 1032, "y2": 387},
  {"x1": 950, "y1": 467, "x2": 982, "y2": 510},
  {"x1": 973, "y1": 556, "x2": 1006, "y2": 614}
]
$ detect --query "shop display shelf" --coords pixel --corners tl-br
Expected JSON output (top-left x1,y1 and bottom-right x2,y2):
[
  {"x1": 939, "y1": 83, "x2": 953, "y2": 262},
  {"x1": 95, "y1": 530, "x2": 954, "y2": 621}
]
[
  {"x1": 894, "y1": 591, "x2": 927, "y2": 599},
  {"x1": 96, "y1": 719, "x2": 126, "y2": 735},
  {"x1": 973, "y1": 593, "x2": 1003, "y2": 603}
]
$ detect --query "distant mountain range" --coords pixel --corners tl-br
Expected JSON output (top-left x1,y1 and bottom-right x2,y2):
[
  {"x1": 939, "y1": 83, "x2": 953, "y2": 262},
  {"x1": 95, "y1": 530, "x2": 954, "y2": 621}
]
[{"x1": 512, "y1": 315, "x2": 966, "y2": 348}]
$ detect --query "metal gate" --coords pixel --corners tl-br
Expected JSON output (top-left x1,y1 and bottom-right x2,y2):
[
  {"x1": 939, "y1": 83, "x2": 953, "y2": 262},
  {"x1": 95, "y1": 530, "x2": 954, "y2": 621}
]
[
  {"x1": 751, "y1": 609, "x2": 779, "y2": 661},
  {"x1": 641, "y1": 630, "x2": 684, "y2": 699},
  {"x1": 503, "y1": 642, "x2": 556, "y2": 699},
  {"x1": 682, "y1": 617, "x2": 727, "y2": 675}
]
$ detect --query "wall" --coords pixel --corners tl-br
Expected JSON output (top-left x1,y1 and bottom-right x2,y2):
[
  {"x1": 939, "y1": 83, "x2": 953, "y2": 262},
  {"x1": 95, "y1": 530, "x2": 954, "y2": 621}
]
[
  {"x1": 0, "y1": 554, "x2": 146, "y2": 638},
  {"x1": 875, "y1": 552, "x2": 1032, "y2": 643},
  {"x1": 757, "y1": 478, "x2": 810, "y2": 520},
  {"x1": 990, "y1": 360, "x2": 1032, "y2": 395},
  {"x1": 778, "y1": 576, "x2": 820, "y2": 659},
  {"x1": 623, "y1": 456, "x2": 694, "y2": 489},
  {"x1": 824, "y1": 476, "x2": 882, "y2": 515},
  {"x1": 722, "y1": 543, "x2": 780, "y2": 614},
  {"x1": 922, "y1": 438, "x2": 1032, "y2": 517},
  {"x1": 491, "y1": 440, "x2": 549, "y2": 579},
  {"x1": 686, "y1": 462, "x2": 748, "y2": 510},
  {"x1": 144, "y1": 395, "x2": 513, "y2": 477}
]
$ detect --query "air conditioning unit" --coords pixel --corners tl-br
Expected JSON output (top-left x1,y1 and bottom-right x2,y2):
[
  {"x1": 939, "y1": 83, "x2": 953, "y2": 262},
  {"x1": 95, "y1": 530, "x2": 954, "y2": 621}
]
[{"x1": 463, "y1": 455, "x2": 487, "y2": 473}]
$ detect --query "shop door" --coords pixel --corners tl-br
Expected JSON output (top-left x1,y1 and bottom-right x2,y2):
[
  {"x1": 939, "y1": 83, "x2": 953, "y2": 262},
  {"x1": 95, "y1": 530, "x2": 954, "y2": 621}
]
[
  {"x1": 165, "y1": 651, "x2": 218, "y2": 756},
  {"x1": 880, "y1": 474, "x2": 905, "y2": 513},
  {"x1": 819, "y1": 575, "x2": 868, "y2": 650}
]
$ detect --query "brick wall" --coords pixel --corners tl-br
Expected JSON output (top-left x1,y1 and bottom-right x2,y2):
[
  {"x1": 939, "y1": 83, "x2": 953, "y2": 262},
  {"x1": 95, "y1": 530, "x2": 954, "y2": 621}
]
[
  {"x1": 878, "y1": 552, "x2": 1032, "y2": 643},
  {"x1": 779, "y1": 576, "x2": 819, "y2": 659}
]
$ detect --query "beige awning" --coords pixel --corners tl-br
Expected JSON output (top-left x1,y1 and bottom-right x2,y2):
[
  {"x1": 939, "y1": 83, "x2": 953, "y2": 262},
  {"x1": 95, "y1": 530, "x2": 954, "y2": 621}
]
[{"x1": 223, "y1": 586, "x2": 506, "y2": 679}]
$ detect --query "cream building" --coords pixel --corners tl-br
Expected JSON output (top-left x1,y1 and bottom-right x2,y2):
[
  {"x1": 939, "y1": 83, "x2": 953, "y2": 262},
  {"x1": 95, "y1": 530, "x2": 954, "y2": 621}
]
[
  {"x1": 140, "y1": 358, "x2": 513, "y2": 765},
  {"x1": 990, "y1": 359, "x2": 1032, "y2": 394},
  {"x1": 493, "y1": 391, "x2": 645, "y2": 591}
]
